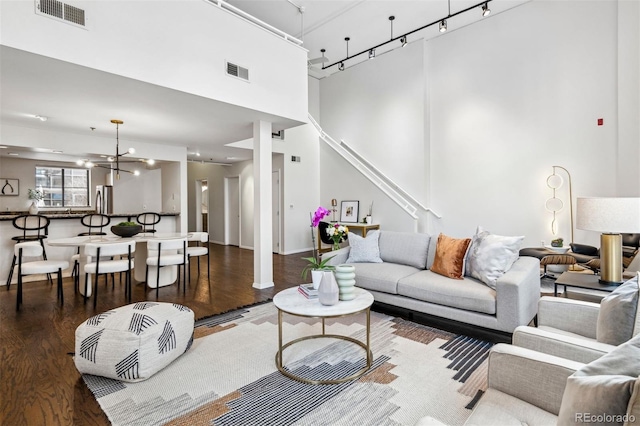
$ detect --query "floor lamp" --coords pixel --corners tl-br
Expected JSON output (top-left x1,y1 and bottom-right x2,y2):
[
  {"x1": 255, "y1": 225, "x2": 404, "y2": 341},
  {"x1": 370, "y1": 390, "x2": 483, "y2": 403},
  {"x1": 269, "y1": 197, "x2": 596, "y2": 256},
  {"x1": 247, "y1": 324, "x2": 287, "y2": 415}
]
[
  {"x1": 576, "y1": 197, "x2": 640, "y2": 284},
  {"x1": 546, "y1": 166, "x2": 573, "y2": 244}
]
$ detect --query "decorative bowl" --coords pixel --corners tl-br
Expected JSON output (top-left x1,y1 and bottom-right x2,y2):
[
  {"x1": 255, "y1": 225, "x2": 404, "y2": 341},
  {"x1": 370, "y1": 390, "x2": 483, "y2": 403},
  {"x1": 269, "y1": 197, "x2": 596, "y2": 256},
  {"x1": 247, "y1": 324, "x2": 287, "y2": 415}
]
[{"x1": 111, "y1": 224, "x2": 142, "y2": 238}]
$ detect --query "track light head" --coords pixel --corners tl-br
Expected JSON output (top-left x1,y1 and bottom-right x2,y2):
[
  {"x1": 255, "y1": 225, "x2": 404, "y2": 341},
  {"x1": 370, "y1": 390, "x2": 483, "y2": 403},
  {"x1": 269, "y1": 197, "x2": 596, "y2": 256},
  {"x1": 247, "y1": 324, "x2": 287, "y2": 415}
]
[
  {"x1": 482, "y1": 3, "x2": 491, "y2": 16},
  {"x1": 368, "y1": 49, "x2": 376, "y2": 59},
  {"x1": 400, "y1": 36, "x2": 407, "y2": 47},
  {"x1": 439, "y1": 19, "x2": 447, "y2": 33},
  {"x1": 339, "y1": 62, "x2": 345, "y2": 71}
]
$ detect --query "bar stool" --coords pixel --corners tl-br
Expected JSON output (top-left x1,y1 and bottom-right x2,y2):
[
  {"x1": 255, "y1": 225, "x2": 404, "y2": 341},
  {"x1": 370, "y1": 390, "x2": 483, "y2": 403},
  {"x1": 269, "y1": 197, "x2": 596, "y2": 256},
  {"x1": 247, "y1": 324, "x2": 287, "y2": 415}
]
[
  {"x1": 14, "y1": 242, "x2": 68, "y2": 311},
  {"x1": 78, "y1": 213, "x2": 111, "y2": 236},
  {"x1": 7, "y1": 214, "x2": 50, "y2": 287},
  {"x1": 137, "y1": 212, "x2": 161, "y2": 234}
]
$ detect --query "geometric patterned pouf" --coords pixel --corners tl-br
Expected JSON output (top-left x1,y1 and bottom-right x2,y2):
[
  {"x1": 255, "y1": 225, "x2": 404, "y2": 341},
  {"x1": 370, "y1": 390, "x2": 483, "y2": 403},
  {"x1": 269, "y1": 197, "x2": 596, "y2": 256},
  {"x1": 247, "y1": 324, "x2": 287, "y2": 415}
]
[{"x1": 74, "y1": 302, "x2": 195, "y2": 382}]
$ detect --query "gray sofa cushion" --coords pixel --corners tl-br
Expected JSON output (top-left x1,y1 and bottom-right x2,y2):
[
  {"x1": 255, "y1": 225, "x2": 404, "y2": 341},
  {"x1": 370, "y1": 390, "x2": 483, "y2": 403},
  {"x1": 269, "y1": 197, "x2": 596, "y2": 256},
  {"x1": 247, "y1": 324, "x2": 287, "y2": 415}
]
[
  {"x1": 378, "y1": 231, "x2": 431, "y2": 269},
  {"x1": 397, "y1": 270, "x2": 497, "y2": 315},
  {"x1": 352, "y1": 263, "x2": 421, "y2": 294}
]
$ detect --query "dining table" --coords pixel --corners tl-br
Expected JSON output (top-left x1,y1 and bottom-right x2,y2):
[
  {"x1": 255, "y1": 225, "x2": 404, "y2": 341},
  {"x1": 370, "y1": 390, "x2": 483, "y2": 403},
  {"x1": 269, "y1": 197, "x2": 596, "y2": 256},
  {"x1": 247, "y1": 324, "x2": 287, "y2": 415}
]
[{"x1": 47, "y1": 232, "x2": 188, "y2": 297}]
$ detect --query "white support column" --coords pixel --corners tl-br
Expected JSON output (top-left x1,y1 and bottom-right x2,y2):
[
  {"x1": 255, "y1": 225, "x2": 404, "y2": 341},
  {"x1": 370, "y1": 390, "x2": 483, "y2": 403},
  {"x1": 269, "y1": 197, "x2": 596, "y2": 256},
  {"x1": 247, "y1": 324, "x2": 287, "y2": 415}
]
[{"x1": 252, "y1": 120, "x2": 274, "y2": 289}]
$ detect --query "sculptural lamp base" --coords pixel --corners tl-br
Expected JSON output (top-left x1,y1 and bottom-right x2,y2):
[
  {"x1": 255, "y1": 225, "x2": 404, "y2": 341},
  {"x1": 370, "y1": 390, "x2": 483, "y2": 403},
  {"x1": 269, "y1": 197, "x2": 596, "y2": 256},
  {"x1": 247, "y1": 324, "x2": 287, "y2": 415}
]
[{"x1": 599, "y1": 233, "x2": 623, "y2": 285}]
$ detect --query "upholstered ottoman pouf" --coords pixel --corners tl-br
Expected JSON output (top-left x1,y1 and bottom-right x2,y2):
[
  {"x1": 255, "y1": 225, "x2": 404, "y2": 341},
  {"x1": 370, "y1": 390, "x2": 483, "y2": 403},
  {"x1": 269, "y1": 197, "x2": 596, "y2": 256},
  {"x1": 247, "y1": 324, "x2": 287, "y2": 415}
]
[{"x1": 74, "y1": 302, "x2": 194, "y2": 382}]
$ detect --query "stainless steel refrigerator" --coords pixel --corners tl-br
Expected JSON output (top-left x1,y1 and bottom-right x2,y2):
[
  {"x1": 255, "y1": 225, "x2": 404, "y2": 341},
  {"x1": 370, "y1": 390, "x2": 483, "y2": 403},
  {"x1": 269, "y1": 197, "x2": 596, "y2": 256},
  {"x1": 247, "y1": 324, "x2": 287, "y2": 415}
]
[{"x1": 95, "y1": 185, "x2": 113, "y2": 214}]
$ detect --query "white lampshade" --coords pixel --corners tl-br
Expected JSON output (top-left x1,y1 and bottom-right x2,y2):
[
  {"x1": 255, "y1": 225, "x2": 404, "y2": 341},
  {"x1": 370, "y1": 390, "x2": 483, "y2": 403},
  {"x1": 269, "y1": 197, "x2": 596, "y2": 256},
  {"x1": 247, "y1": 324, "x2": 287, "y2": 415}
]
[{"x1": 576, "y1": 197, "x2": 640, "y2": 233}]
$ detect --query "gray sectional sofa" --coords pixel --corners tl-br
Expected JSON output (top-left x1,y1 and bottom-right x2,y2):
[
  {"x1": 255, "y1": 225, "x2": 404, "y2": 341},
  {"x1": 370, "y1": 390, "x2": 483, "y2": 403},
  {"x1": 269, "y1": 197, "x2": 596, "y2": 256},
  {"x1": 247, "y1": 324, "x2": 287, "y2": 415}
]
[{"x1": 322, "y1": 230, "x2": 540, "y2": 333}]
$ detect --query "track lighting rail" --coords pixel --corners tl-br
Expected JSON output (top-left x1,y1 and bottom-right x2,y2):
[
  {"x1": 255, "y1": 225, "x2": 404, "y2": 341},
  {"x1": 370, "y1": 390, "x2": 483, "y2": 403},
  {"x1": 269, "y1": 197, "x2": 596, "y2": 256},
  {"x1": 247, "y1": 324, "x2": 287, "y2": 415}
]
[{"x1": 324, "y1": 0, "x2": 492, "y2": 70}]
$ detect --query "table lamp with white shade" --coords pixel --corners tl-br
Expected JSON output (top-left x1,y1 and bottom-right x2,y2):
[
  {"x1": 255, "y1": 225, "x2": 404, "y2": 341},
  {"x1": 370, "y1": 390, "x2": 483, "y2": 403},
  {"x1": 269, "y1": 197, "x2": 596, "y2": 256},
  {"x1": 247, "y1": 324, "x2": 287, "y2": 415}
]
[{"x1": 576, "y1": 197, "x2": 640, "y2": 284}]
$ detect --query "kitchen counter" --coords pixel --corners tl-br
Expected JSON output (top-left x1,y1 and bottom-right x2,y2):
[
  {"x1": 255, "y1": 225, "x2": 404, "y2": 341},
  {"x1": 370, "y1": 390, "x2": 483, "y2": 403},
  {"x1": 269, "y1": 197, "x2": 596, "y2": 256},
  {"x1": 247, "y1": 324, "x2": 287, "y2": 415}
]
[
  {"x1": 1, "y1": 212, "x2": 180, "y2": 285},
  {"x1": 0, "y1": 211, "x2": 180, "y2": 221}
]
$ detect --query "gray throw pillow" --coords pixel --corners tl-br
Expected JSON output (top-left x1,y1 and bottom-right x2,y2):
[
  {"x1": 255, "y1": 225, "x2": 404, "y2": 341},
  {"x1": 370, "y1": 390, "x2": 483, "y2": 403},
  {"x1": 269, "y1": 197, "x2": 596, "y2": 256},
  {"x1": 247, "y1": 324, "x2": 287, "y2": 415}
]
[
  {"x1": 465, "y1": 226, "x2": 524, "y2": 289},
  {"x1": 346, "y1": 230, "x2": 383, "y2": 264},
  {"x1": 558, "y1": 334, "x2": 640, "y2": 424},
  {"x1": 596, "y1": 273, "x2": 640, "y2": 346}
]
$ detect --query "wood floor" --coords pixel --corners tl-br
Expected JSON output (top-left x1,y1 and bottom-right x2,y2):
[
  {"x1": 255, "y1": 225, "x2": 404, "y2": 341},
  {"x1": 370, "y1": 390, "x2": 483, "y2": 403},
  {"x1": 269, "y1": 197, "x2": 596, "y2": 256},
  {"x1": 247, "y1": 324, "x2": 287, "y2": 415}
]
[{"x1": 0, "y1": 244, "x2": 309, "y2": 426}]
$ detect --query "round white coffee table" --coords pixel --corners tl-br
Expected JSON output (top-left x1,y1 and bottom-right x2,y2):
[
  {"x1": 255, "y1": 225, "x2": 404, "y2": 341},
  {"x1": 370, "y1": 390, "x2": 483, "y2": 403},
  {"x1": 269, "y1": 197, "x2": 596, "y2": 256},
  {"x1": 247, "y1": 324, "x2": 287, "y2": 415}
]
[{"x1": 273, "y1": 286, "x2": 374, "y2": 385}]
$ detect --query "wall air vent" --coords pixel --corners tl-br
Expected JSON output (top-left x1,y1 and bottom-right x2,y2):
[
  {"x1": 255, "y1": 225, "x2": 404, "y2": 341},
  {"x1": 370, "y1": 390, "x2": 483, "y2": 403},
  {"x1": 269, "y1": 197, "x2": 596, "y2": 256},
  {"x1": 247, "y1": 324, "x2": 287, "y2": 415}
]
[
  {"x1": 36, "y1": 0, "x2": 87, "y2": 28},
  {"x1": 226, "y1": 61, "x2": 249, "y2": 82}
]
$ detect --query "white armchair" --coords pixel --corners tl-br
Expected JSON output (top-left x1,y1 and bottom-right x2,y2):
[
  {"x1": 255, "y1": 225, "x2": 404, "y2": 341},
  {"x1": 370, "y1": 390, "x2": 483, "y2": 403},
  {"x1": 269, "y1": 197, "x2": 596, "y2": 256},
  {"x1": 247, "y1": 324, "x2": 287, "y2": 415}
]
[
  {"x1": 417, "y1": 335, "x2": 640, "y2": 426},
  {"x1": 513, "y1": 296, "x2": 615, "y2": 363}
]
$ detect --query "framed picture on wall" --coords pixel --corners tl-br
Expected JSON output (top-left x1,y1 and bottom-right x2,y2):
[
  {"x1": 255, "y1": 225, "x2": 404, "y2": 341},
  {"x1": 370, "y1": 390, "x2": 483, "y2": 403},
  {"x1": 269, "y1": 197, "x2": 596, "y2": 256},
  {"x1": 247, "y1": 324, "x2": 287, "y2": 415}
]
[
  {"x1": 340, "y1": 200, "x2": 359, "y2": 223},
  {"x1": 0, "y1": 178, "x2": 19, "y2": 196}
]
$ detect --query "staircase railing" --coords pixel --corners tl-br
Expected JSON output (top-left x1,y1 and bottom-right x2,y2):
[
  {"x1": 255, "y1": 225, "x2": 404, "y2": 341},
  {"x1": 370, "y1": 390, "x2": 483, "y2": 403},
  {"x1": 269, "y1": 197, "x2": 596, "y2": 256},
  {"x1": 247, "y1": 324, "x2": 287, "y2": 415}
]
[
  {"x1": 204, "y1": 0, "x2": 303, "y2": 46},
  {"x1": 309, "y1": 114, "x2": 441, "y2": 220}
]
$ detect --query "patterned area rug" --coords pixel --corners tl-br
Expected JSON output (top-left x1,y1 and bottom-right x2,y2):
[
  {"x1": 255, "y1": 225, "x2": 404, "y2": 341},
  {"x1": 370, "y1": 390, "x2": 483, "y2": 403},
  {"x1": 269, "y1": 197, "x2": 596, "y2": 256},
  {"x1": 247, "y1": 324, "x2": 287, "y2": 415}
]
[{"x1": 82, "y1": 302, "x2": 492, "y2": 426}]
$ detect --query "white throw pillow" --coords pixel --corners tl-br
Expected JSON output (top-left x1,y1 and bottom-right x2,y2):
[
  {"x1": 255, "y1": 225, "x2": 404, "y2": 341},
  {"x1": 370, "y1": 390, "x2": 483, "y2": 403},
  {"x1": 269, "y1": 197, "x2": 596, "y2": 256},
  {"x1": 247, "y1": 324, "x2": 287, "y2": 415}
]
[
  {"x1": 465, "y1": 226, "x2": 524, "y2": 289},
  {"x1": 346, "y1": 230, "x2": 383, "y2": 263},
  {"x1": 596, "y1": 273, "x2": 640, "y2": 345}
]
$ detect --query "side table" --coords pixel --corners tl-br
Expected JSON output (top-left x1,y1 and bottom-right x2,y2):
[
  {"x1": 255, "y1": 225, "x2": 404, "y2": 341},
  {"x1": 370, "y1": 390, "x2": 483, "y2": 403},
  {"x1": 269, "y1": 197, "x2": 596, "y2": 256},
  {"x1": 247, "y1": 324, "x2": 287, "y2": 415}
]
[{"x1": 554, "y1": 271, "x2": 619, "y2": 297}]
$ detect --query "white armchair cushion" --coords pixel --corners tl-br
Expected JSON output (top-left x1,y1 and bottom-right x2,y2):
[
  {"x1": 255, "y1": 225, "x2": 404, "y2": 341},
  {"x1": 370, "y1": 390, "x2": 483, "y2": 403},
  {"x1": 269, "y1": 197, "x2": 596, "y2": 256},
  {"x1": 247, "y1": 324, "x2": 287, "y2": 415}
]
[
  {"x1": 596, "y1": 273, "x2": 640, "y2": 345},
  {"x1": 558, "y1": 334, "x2": 640, "y2": 424},
  {"x1": 513, "y1": 325, "x2": 615, "y2": 364},
  {"x1": 538, "y1": 296, "x2": 600, "y2": 339}
]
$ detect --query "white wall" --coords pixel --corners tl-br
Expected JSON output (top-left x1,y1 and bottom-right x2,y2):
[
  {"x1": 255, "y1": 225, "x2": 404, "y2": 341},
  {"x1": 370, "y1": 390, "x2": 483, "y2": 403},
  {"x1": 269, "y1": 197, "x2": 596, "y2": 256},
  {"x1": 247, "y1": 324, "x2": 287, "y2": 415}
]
[
  {"x1": 0, "y1": 156, "x2": 108, "y2": 211},
  {"x1": 319, "y1": 0, "x2": 639, "y2": 248},
  {"x1": 617, "y1": 0, "x2": 640, "y2": 195},
  {"x1": 1, "y1": 124, "x2": 188, "y2": 229},
  {"x1": 319, "y1": 40, "x2": 427, "y2": 233},
  {"x1": 186, "y1": 76, "x2": 323, "y2": 254},
  {"x1": 0, "y1": 0, "x2": 307, "y2": 123}
]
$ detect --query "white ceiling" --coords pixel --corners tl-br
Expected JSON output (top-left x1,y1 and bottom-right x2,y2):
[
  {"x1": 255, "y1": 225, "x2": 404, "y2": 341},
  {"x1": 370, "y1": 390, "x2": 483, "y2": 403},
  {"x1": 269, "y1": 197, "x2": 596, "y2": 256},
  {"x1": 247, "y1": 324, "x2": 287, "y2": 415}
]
[
  {"x1": 227, "y1": 0, "x2": 529, "y2": 78},
  {"x1": 1, "y1": 0, "x2": 528, "y2": 165}
]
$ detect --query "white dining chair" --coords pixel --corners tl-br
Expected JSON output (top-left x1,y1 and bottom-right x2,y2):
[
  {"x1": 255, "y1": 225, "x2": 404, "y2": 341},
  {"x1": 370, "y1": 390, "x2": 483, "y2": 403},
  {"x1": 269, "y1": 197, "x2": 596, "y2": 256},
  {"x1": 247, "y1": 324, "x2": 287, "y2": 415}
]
[
  {"x1": 83, "y1": 241, "x2": 136, "y2": 308},
  {"x1": 146, "y1": 238, "x2": 188, "y2": 298},
  {"x1": 14, "y1": 242, "x2": 69, "y2": 311},
  {"x1": 186, "y1": 232, "x2": 209, "y2": 281}
]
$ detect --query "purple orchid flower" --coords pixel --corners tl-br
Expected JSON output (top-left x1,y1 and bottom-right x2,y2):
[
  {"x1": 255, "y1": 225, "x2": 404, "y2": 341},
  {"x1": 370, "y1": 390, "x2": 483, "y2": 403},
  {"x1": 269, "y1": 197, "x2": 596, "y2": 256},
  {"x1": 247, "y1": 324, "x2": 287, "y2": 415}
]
[{"x1": 312, "y1": 206, "x2": 330, "y2": 227}]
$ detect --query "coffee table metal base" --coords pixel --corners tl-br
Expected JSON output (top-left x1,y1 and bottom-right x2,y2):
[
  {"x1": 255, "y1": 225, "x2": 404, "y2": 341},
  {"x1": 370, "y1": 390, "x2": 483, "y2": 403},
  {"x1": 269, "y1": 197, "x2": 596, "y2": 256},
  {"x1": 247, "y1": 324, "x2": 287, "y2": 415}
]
[{"x1": 275, "y1": 309, "x2": 372, "y2": 385}]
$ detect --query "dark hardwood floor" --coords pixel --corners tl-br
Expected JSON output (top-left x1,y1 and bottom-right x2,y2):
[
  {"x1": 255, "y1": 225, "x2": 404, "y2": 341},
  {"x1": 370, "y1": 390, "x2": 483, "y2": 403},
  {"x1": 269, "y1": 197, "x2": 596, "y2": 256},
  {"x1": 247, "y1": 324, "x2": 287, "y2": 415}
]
[{"x1": 0, "y1": 244, "x2": 309, "y2": 426}]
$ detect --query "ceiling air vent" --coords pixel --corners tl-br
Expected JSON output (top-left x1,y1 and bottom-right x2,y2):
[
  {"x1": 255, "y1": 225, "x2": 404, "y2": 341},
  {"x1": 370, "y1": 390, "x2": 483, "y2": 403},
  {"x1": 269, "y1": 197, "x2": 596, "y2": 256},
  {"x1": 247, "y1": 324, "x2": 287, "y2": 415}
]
[
  {"x1": 226, "y1": 61, "x2": 249, "y2": 82},
  {"x1": 36, "y1": 0, "x2": 87, "y2": 28}
]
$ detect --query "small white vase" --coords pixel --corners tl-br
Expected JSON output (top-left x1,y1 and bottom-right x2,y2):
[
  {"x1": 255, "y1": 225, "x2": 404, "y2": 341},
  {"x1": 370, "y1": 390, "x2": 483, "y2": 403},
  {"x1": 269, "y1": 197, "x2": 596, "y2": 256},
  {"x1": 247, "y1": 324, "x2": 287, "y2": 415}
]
[
  {"x1": 318, "y1": 271, "x2": 339, "y2": 306},
  {"x1": 365, "y1": 215, "x2": 372, "y2": 224},
  {"x1": 311, "y1": 269, "x2": 323, "y2": 290},
  {"x1": 335, "y1": 264, "x2": 356, "y2": 301},
  {"x1": 29, "y1": 201, "x2": 39, "y2": 215}
]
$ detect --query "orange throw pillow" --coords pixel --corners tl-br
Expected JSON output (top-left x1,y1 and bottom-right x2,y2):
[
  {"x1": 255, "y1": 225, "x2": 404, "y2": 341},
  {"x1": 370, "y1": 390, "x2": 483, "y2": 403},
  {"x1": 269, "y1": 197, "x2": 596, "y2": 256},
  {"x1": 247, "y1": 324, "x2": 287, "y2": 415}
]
[{"x1": 431, "y1": 233, "x2": 472, "y2": 279}]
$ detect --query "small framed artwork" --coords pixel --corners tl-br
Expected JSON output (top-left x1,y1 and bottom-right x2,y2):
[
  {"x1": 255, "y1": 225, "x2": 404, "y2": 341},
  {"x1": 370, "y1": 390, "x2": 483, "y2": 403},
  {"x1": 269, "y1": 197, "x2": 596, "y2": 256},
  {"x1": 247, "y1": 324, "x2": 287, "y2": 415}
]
[
  {"x1": 340, "y1": 200, "x2": 359, "y2": 223},
  {"x1": 0, "y1": 178, "x2": 19, "y2": 196}
]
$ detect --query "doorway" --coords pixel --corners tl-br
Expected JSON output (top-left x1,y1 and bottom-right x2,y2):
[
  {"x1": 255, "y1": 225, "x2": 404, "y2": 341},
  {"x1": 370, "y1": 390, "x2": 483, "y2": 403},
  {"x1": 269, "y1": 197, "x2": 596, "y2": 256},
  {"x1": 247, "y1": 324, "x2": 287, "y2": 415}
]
[
  {"x1": 195, "y1": 179, "x2": 209, "y2": 232},
  {"x1": 225, "y1": 176, "x2": 240, "y2": 246}
]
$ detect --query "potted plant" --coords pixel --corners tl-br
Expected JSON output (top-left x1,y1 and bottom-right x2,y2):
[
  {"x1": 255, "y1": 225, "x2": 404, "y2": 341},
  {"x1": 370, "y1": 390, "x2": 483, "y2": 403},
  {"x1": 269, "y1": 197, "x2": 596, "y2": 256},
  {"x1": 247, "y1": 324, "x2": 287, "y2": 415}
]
[
  {"x1": 111, "y1": 221, "x2": 143, "y2": 237},
  {"x1": 551, "y1": 238, "x2": 564, "y2": 248},
  {"x1": 301, "y1": 254, "x2": 335, "y2": 289},
  {"x1": 27, "y1": 188, "x2": 44, "y2": 214}
]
